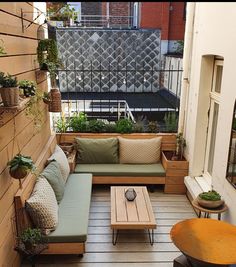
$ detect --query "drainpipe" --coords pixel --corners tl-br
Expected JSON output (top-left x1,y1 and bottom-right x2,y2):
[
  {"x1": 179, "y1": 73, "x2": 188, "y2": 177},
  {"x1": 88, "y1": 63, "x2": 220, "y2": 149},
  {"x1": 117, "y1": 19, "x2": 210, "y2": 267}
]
[
  {"x1": 178, "y1": 2, "x2": 196, "y2": 134},
  {"x1": 106, "y1": 2, "x2": 109, "y2": 28}
]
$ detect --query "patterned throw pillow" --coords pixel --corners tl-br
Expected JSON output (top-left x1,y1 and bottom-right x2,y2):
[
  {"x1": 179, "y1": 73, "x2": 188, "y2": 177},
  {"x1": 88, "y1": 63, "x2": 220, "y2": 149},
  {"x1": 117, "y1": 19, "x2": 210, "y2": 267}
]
[
  {"x1": 26, "y1": 178, "x2": 58, "y2": 233},
  {"x1": 48, "y1": 145, "x2": 70, "y2": 183},
  {"x1": 118, "y1": 136, "x2": 162, "y2": 164}
]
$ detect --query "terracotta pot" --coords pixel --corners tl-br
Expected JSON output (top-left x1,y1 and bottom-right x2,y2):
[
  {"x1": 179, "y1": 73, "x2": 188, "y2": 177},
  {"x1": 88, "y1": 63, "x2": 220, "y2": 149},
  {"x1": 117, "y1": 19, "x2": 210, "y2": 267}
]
[
  {"x1": 59, "y1": 142, "x2": 74, "y2": 153},
  {"x1": 9, "y1": 166, "x2": 29, "y2": 179},
  {"x1": 197, "y1": 196, "x2": 224, "y2": 209},
  {"x1": 0, "y1": 87, "x2": 19, "y2": 107}
]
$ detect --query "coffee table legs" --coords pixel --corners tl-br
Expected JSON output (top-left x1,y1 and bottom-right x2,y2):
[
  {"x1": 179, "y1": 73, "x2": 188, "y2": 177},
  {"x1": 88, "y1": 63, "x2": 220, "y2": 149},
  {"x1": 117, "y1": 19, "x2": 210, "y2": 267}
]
[
  {"x1": 112, "y1": 229, "x2": 155, "y2": 245},
  {"x1": 148, "y1": 229, "x2": 155, "y2": 245},
  {"x1": 112, "y1": 229, "x2": 119, "y2": 245}
]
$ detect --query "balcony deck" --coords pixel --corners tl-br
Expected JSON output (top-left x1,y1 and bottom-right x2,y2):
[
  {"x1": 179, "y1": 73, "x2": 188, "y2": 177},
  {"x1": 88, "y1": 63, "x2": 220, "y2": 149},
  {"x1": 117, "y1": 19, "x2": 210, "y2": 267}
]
[{"x1": 23, "y1": 186, "x2": 197, "y2": 267}]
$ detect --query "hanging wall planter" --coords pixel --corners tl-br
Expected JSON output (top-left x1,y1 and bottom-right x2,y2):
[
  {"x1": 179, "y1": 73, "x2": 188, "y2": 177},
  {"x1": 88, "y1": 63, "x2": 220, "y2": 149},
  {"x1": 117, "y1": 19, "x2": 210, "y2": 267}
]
[{"x1": 44, "y1": 88, "x2": 62, "y2": 112}]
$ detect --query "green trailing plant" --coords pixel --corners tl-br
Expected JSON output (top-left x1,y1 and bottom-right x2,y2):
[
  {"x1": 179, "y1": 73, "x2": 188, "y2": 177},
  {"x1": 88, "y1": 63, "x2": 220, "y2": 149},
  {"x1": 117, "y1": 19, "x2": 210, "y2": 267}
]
[
  {"x1": 174, "y1": 40, "x2": 184, "y2": 54},
  {"x1": 37, "y1": 39, "x2": 63, "y2": 87},
  {"x1": 198, "y1": 190, "x2": 221, "y2": 201},
  {"x1": 18, "y1": 80, "x2": 36, "y2": 97},
  {"x1": 87, "y1": 119, "x2": 106, "y2": 133},
  {"x1": 0, "y1": 39, "x2": 6, "y2": 56},
  {"x1": 25, "y1": 89, "x2": 44, "y2": 130},
  {"x1": 0, "y1": 72, "x2": 18, "y2": 87},
  {"x1": 175, "y1": 132, "x2": 186, "y2": 160},
  {"x1": 19, "y1": 228, "x2": 42, "y2": 250},
  {"x1": 164, "y1": 112, "x2": 178, "y2": 133},
  {"x1": 116, "y1": 118, "x2": 133, "y2": 134},
  {"x1": 69, "y1": 112, "x2": 88, "y2": 132}
]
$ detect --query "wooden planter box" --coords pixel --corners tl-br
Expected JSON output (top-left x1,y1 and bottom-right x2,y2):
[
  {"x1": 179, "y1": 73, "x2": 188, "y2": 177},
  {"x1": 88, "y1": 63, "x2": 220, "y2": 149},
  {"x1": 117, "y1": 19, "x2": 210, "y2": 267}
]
[{"x1": 162, "y1": 151, "x2": 189, "y2": 194}]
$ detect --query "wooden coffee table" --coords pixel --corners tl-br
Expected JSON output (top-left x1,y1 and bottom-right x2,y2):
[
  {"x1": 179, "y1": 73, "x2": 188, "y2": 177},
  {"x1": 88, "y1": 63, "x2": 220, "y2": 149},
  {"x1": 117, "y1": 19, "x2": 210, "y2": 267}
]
[{"x1": 110, "y1": 186, "x2": 156, "y2": 245}]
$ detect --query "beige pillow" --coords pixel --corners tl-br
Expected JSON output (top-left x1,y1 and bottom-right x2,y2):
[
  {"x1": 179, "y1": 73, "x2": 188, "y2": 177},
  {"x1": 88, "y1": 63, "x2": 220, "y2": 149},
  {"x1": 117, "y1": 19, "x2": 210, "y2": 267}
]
[
  {"x1": 118, "y1": 137, "x2": 162, "y2": 164},
  {"x1": 48, "y1": 145, "x2": 70, "y2": 183},
  {"x1": 26, "y1": 178, "x2": 58, "y2": 233}
]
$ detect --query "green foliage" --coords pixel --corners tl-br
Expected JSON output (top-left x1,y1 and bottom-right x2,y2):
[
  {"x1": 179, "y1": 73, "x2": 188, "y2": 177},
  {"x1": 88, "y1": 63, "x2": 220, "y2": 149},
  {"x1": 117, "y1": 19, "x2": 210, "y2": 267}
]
[
  {"x1": 19, "y1": 80, "x2": 36, "y2": 97},
  {"x1": 87, "y1": 119, "x2": 106, "y2": 133},
  {"x1": 25, "y1": 89, "x2": 44, "y2": 130},
  {"x1": 37, "y1": 39, "x2": 63, "y2": 86},
  {"x1": 69, "y1": 112, "x2": 88, "y2": 132},
  {"x1": 19, "y1": 228, "x2": 42, "y2": 246},
  {"x1": 147, "y1": 121, "x2": 158, "y2": 133},
  {"x1": 48, "y1": 4, "x2": 78, "y2": 21},
  {"x1": 116, "y1": 118, "x2": 133, "y2": 134},
  {"x1": 133, "y1": 116, "x2": 145, "y2": 133},
  {"x1": 8, "y1": 154, "x2": 35, "y2": 172},
  {"x1": 174, "y1": 40, "x2": 184, "y2": 54},
  {"x1": 0, "y1": 39, "x2": 6, "y2": 56},
  {"x1": 164, "y1": 112, "x2": 178, "y2": 132},
  {"x1": 104, "y1": 123, "x2": 117, "y2": 133},
  {"x1": 55, "y1": 116, "x2": 70, "y2": 133},
  {"x1": 0, "y1": 72, "x2": 18, "y2": 87},
  {"x1": 176, "y1": 132, "x2": 186, "y2": 159},
  {"x1": 199, "y1": 190, "x2": 221, "y2": 201}
]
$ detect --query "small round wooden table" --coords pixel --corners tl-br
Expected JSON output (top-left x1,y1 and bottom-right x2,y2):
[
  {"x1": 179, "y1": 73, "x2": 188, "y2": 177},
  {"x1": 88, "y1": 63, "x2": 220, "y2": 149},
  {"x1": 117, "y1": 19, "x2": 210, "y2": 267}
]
[
  {"x1": 170, "y1": 218, "x2": 236, "y2": 267},
  {"x1": 192, "y1": 198, "x2": 228, "y2": 220}
]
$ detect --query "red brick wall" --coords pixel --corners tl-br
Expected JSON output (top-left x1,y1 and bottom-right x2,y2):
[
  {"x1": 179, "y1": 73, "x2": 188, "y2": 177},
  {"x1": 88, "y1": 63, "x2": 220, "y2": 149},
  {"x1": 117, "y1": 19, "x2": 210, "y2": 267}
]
[
  {"x1": 109, "y1": 2, "x2": 130, "y2": 26},
  {"x1": 140, "y1": 2, "x2": 185, "y2": 40},
  {"x1": 169, "y1": 2, "x2": 185, "y2": 40}
]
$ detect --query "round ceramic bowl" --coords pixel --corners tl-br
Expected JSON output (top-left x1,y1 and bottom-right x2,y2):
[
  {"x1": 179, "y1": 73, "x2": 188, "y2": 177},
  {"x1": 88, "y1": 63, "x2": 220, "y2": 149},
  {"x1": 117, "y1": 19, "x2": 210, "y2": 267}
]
[{"x1": 197, "y1": 196, "x2": 224, "y2": 209}]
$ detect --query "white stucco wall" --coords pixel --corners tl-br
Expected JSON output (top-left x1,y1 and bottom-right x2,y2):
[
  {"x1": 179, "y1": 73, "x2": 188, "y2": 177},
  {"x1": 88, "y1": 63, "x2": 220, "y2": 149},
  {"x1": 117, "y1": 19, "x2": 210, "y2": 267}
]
[{"x1": 182, "y1": 3, "x2": 236, "y2": 223}]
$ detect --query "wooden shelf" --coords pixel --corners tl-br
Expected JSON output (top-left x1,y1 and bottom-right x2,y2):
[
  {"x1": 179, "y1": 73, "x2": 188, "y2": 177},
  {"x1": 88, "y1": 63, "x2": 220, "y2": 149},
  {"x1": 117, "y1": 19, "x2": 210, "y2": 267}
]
[{"x1": 0, "y1": 97, "x2": 30, "y2": 113}]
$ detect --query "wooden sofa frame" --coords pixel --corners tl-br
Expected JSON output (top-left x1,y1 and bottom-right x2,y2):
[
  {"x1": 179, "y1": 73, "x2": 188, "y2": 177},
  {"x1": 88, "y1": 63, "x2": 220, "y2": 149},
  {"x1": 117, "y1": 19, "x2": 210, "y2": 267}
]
[
  {"x1": 14, "y1": 134, "x2": 85, "y2": 255},
  {"x1": 57, "y1": 133, "x2": 177, "y2": 186}
]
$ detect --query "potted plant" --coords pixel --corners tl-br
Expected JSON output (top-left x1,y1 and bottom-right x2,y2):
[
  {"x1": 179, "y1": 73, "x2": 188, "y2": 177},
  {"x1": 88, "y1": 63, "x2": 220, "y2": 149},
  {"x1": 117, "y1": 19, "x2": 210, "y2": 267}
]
[
  {"x1": 0, "y1": 72, "x2": 19, "y2": 107},
  {"x1": 19, "y1": 228, "x2": 42, "y2": 251},
  {"x1": 18, "y1": 80, "x2": 36, "y2": 97},
  {"x1": 171, "y1": 132, "x2": 186, "y2": 160},
  {"x1": 197, "y1": 190, "x2": 224, "y2": 209},
  {"x1": 8, "y1": 154, "x2": 36, "y2": 188},
  {"x1": 55, "y1": 115, "x2": 73, "y2": 153}
]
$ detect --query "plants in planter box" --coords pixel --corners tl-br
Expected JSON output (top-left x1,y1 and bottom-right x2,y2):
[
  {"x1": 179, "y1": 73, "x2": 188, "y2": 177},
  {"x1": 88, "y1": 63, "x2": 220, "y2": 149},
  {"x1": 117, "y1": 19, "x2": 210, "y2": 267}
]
[
  {"x1": 19, "y1": 80, "x2": 36, "y2": 97},
  {"x1": 171, "y1": 132, "x2": 187, "y2": 160},
  {"x1": 87, "y1": 119, "x2": 106, "y2": 133},
  {"x1": 197, "y1": 190, "x2": 224, "y2": 209},
  {"x1": 116, "y1": 118, "x2": 133, "y2": 134},
  {"x1": 19, "y1": 228, "x2": 43, "y2": 251},
  {"x1": 8, "y1": 154, "x2": 36, "y2": 188},
  {"x1": 0, "y1": 72, "x2": 19, "y2": 107},
  {"x1": 69, "y1": 112, "x2": 88, "y2": 132}
]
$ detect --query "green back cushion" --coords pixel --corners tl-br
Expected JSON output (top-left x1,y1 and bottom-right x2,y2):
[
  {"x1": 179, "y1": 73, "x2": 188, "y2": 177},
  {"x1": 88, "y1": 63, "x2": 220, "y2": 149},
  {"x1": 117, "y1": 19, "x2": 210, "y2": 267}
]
[
  {"x1": 75, "y1": 137, "x2": 119, "y2": 164},
  {"x1": 40, "y1": 160, "x2": 65, "y2": 203}
]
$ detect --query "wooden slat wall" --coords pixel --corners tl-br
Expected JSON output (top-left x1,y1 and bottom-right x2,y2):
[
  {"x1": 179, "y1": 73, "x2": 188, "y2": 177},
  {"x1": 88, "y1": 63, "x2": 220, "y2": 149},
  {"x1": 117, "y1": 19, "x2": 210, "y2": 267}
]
[{"x1": 0, "y1": 3, "x2": 51, "y2": 266}]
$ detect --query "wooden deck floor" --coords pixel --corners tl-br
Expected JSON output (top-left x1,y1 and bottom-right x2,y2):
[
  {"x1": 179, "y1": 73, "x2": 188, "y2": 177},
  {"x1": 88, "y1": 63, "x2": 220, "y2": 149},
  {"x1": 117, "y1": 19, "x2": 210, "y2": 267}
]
[{"x1": 23, "y1": 186, "x2": 197, "y2": 267}]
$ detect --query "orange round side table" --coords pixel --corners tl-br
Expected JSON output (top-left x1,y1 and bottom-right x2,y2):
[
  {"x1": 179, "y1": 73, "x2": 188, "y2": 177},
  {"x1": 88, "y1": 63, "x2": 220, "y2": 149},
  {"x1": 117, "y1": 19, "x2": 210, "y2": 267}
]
[{"x1": 170, "y1": 218, "x2": 236, "y2": 267}]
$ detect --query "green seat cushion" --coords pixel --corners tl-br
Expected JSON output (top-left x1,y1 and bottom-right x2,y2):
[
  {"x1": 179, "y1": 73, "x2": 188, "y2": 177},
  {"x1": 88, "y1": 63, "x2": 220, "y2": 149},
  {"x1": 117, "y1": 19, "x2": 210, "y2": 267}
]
[
  {"x1": 47, "y1": 173, "x2": 92, "y2": 243},
  {"x1": 40, "y1": 161, "x2": 65, "y2": 203},
  {"x1": 75, "y1": 164, "x2": 166, "y2": 177},
  {"x1": 75, "y1": 137, "x2": 119, "y2": 164}
]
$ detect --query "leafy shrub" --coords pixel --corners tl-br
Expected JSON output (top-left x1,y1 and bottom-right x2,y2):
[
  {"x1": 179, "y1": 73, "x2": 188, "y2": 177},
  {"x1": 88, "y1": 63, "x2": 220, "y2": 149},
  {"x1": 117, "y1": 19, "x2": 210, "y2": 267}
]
[
  {"x1": 147, "y1": 121, "x2": 158, "y2": 133},
  {"x1": 116, "y1": 118, "x2": 133, "y2": 134},
  {"x1": 19, "y1": 80, "x2": 36, "y2": 97},
  {"x1": 199, "y1": 190, "x2": 221, "y2": 201},
  {"x1": 104, "y1": 123, "x2": 117, "y2": 133},
  {"x1": 55, "y1": 116, "x2": 70, "y2": 133},
  {"x1": 69, "y1": 112, "x2": 88, "y2": 132},
  {"x1": 164, "y1": 112, "x2": 178, "y2": 132},
  {"x1": 87, "y1": 119, "x2": 106, "y2": 133}
]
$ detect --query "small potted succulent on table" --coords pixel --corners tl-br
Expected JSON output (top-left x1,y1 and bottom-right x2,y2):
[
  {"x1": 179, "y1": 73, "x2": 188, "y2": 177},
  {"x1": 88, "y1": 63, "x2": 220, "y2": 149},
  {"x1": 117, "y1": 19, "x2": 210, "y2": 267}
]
[
  {"x1": 197, "y1": 190, "x2": 224, "y2": 209},
  {"x1": 8, "y1": 154, "x2": 36, "y2": 188}
]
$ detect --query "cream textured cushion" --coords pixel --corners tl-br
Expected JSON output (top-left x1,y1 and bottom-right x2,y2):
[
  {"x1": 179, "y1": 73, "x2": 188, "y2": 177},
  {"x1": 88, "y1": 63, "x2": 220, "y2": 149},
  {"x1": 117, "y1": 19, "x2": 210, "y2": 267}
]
[
  {"x1": 48, "y1": 145, "x2": 70, "y2": 183},
  {"x1": 26, "y1": 178, "x2": 58, "y2": 233},
  {"x1": 118, "y1": 137, "x2": 162, "y2": 164}
]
